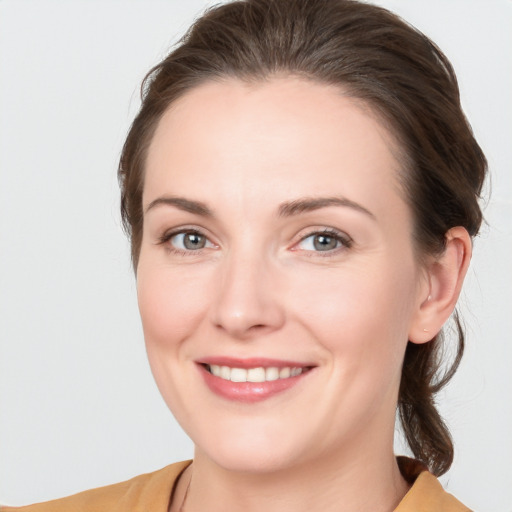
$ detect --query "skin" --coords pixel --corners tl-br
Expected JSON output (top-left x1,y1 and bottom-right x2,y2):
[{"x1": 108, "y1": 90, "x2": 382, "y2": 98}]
[{"x1": 136, "y1": 77, "x2": 471, "y2": 512}]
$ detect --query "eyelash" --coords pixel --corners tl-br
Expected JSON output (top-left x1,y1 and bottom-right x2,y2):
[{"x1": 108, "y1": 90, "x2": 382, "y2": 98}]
[
  {"x1": 157, "y1": 227, "x2": 353, "y2": 257},
  {"x1": 294, "y1": 228, "x2": 353, "y2": 256},
  {"x1": 157, "y1": 228, "x2": 214, "y2": 256}
]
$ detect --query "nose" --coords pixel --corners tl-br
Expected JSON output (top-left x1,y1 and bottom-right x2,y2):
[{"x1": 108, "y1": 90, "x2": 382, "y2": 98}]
[{"x1": 209, "y1": 250, "x2": 286, "y2": 340}]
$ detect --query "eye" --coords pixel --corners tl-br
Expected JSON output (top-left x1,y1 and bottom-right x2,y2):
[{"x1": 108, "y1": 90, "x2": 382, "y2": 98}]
[
  {"x1": 160, "y1": 229, "x2": 216, "y2": 253},
  {"x1": 295, "y1": 229, "x2": 352, "y2": 253}
]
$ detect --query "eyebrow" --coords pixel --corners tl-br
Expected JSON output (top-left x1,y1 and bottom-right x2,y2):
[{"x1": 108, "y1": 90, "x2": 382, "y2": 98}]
[
  {"x1": 278, "y1": 196, "x2": 376, "y2": 220},
  {"x1": 145, "y1": 196, "x2": 213, "y2": 217},
  {"x1": 144, "y1": 195, "x2": 375, "y2": 220}
]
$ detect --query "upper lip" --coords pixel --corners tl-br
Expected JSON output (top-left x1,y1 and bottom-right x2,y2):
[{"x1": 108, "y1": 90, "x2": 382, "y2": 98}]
[{"x1": 197, "y1": 356, "x2": 315, "y2": 369}]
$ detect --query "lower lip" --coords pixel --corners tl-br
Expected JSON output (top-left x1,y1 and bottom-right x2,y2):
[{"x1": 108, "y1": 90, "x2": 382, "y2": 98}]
[{"x1": 198, "y1": 365, "x2": 311, "y2": 403}]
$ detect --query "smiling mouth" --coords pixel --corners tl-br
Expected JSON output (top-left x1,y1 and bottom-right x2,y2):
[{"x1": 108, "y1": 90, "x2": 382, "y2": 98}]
[
  {"x1": 204, "y1": 364, "x2": 310, "y2": 383},
  {"x1": 198, "y1": 359, "x2": 315, "y2": 402}
]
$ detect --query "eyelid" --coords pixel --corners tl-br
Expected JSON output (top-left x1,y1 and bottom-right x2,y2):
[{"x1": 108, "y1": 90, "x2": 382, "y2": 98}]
[
  {"x1": 157, "y1": 226, "x2": 218, "y2": 254},
  {"x1": 156, "y1": 225, "x2": 352, "y2": 256},
  {"x1": 292, "y1": 227, "x2": 353, "y2": 255}
]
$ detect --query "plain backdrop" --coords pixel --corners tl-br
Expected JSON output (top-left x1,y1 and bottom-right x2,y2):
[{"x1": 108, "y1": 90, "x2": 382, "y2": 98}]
[{"x1": 0, "y1": 1, "x2": 511, "y2": 510}]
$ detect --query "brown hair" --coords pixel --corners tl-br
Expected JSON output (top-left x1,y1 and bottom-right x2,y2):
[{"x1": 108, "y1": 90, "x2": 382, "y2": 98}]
[{"x1": 118, "y1": 0, "x2": 487, "y2": 476}]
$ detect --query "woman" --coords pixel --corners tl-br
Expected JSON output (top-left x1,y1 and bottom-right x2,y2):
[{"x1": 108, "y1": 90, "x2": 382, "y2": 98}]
[{"x1": 2, "y1": 0, "x2": 487, "y2": 510}]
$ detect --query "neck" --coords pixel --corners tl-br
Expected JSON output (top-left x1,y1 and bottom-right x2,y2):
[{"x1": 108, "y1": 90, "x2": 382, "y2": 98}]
[{"x1": 177, "y1": 437, "x2": 409, "y2": 512}]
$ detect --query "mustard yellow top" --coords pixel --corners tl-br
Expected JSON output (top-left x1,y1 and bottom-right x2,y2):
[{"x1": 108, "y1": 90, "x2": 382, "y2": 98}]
[{"x1": 1, "y1": 458, "x2": 471, "y2": 511}]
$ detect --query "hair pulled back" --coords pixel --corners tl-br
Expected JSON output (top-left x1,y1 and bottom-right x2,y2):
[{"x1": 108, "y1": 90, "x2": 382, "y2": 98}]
[{"x1": 119, "y1": 0, "x2": 487, "y2": 476}]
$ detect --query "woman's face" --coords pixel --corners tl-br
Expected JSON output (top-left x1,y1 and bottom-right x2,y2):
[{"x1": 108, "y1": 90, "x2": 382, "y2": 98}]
[{"x1": 137, "y1": 78, "x2": 429, "y2": 473}]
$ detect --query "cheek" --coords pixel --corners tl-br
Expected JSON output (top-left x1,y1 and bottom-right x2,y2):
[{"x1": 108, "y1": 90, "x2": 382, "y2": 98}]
[
  {"x1": 289, "y1": 261, "x2": 417, "y2": 369},
  {"x1": 136, "y1": 260, "x2": 214, "y2": 416},
  {"x1": 136, "y1": 261, "x2": 211, "y2": 349}
]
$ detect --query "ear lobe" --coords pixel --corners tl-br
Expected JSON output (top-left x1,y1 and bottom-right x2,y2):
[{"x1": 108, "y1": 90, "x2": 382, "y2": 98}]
[{"x1": 408, "y1": 227, "x2": 472, "y2": 344}]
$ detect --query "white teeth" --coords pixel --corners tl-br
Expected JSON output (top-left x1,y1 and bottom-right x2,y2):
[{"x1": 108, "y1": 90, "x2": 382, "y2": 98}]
[
  {"x1": 207, "y1": 365, "x2": 306, "y2": 382},
  {"x1": 265, "y1": 367, "x2": 279, "y2": 381},
  {"x1": 279, "y1": 367, "x2": 291, "y2": 379},
  {"x1": 210, "y1": 364, "x2": 222, "y2": 377},
  {"x1": 230, "y1": 368, "x2": 248, "y2": 382},
  {"x1": 247, "y1": 367, "x2": 266, "y2": 382},
  {"x1": 220, "y1": 365, "x2": 231, "y2": 380}
]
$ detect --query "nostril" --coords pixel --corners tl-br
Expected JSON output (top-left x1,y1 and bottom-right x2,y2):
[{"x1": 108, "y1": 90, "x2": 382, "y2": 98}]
[{"x1": 209, "y1": 273, "x2": 286, "y2": 337}]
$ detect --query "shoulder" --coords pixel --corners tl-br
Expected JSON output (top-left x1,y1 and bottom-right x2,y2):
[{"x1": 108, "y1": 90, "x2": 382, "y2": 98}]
[
  {"x1": 395, "y1": 457, "x2": 472, "y2": 512},
  {"x1": 1, "y1": 460, "x2": 191, "y2": 512}
]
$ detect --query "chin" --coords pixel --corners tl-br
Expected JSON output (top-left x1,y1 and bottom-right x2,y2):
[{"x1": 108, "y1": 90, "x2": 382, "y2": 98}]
[
  {"x1": 201, "y1": 446, "x2": 299, "y2": 474},
  {"x1": 192, "y1": 422, "x2": 316, "y2": 475}
]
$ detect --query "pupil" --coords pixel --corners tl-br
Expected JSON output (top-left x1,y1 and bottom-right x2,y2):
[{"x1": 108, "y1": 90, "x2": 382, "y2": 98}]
[
  {"x1": 314, "y1": 235, "x2": 337, "y2": 251},
  {"x1": 184, "y1": 233, "x2": 205, "y2": 250}
]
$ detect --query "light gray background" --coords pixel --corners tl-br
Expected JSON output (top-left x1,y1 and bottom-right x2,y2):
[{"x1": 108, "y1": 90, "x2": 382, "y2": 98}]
[{"x1": 0, "y1": 1, "x2": 510, "y2": 510}]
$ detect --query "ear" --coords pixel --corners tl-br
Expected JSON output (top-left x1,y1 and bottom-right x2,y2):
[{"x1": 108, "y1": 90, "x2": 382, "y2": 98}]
[{"x1": 408, "y1": 227, "x2": 472, "y2": 344}]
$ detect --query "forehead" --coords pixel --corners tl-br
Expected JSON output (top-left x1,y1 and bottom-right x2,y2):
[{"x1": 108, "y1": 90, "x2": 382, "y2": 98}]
[{"x1": 144, "y1": 77, "x2": 408, "y2": 225}]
